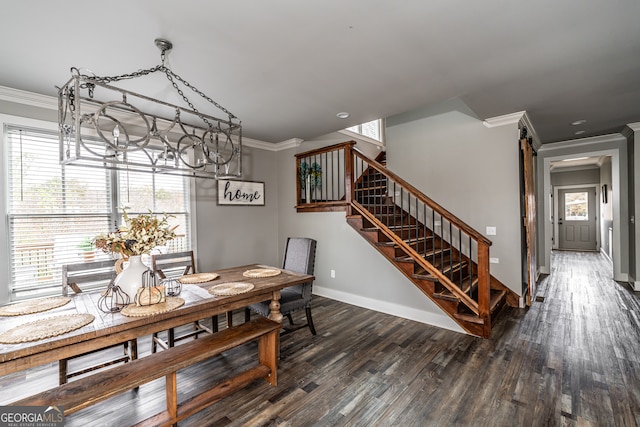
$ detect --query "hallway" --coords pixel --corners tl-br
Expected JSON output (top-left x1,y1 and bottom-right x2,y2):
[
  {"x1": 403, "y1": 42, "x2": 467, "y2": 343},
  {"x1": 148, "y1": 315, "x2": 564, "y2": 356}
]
[{"x1": 519, "y1": 250, "x2": 640, "y2": 426}]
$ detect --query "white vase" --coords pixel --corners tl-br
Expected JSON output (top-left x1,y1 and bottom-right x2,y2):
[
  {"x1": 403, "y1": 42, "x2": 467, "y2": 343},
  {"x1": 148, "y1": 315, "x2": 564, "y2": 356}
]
[{"x1": 114, "y1": 255, "x2": 149, "y2": 301}]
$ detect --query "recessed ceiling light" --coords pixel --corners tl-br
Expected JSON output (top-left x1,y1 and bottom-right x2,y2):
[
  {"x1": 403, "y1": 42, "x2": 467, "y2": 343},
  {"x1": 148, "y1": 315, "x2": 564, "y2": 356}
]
[
  {"x1": 575, "y1": 130, "x2": 586, "y2": 135},
  {"x1": 571, "y1": 119, "x2": 587, "y2": 126},
  {"x1": 336, "y1": 112, "x2": 350, "y2": 119}
]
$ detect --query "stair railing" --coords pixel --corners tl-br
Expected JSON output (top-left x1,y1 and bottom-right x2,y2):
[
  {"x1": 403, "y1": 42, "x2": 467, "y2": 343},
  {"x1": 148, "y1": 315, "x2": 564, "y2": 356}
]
[
  {"x1": 295, "y1": 142, "x2": 492, "y2": 324},
  {"x1": 295, "y1": 141, "x2": 355, "y2": 212},
  {"x1": 349, "y1": 146, "x2": 492, "y2": 321}
]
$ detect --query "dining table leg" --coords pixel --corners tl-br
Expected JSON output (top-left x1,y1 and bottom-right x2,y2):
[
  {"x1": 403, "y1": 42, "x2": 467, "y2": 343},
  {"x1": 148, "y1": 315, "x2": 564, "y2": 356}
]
[{"x1": 267, "y1": 290, "x2": 282, "y2": 323}]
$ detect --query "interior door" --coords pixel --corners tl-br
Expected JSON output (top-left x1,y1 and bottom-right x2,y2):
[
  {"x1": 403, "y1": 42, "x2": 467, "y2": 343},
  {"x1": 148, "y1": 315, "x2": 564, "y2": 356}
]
[{"x1": 558, "y1": 188, "x2": 597, "y2": 250}]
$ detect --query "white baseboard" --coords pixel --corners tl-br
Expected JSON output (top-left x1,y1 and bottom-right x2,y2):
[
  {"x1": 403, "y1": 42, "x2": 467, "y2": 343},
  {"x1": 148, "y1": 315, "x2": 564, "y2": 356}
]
[
  {"x1": 600, "y1": 247, "x2": 612, "y2": 263},
  {"x1": 313, "y1": 286, "x2": 465, "y2": 334},
  {"x1": 631, "y1": 281, "x2": 640, "y2": 292}
]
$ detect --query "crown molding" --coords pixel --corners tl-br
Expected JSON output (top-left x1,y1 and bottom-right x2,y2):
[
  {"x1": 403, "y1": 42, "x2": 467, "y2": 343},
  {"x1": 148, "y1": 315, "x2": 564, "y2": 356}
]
[
  {"x1": 482, "y1": 111, "x2": 526, "y2": 128},
  {"x1": 0, "y1": 85, "x2": 57, "y2": 110},
  {"x1": 538, "y1": 132, "x2": 625, "y2": 153},
  {"x1": 246, "y1": 138, "x2": 304, "y2": 152},
  {"x1": 242, "y1": 137, "x2": 280, "y2": 151},
  {"x1": 274, "y1": 138, "x2": 304, "y2": 151},
  {"x1": 482, "y1": 110, "x2": 542, "y2": 151},
  {"x1": 626, "y1": 122, "x2": 640, "y2": 132},
  {"x1": 519, "y1": 112, "x2": 542, "y2": 151}
]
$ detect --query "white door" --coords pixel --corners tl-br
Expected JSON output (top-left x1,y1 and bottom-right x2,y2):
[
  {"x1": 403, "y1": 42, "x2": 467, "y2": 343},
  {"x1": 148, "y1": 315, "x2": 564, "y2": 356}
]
[{"x1": 558, "y1": 188, "x2": 597, "y2": 250}]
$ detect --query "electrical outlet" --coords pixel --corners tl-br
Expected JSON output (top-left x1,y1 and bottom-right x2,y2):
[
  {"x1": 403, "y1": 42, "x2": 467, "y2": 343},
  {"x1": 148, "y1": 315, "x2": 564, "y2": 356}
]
[
  {"x1": 330, "y1": 269, "x2": 336, "y2": 278},
  {"x1": 486, "y1": 226, "x2": 496, "y2": 236},
  {"x1": 490, "y1": 258, "x2": 499, "y2": 264}
]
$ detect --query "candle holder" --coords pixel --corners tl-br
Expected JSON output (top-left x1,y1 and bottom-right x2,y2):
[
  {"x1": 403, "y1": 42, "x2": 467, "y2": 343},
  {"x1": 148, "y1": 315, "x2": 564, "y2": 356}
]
[
  {"x1": 161, "y1": 277, "x2": 182, "y2": 296},
  {"x1": 98, "y1": 278, "x2": 131, "y2": 313},
  {"x1": 135, "y1": 270, "x2": 166, "y2": 306}
]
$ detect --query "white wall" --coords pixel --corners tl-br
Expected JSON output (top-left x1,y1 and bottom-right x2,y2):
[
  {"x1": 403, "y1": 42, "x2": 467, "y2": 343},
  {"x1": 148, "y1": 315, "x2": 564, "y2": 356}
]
[{"x1": 384, "y1": 99, "x2": 523, "y2": 294}]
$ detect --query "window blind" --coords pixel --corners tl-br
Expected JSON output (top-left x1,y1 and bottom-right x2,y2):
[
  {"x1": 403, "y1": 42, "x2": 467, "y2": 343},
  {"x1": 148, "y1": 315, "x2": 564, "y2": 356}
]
[{"x1": 6, "y1": 125, "x2": 191, "y2": 299}]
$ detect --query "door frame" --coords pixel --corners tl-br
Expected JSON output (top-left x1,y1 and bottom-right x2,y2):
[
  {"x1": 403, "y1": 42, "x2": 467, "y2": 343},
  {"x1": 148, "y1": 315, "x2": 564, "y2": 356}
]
[
  {"x1": 553, "y1": 184, "x2": 600, "y2": 251},
  {"x1": 538, "y1": 134, "x2": 628, "y2": 282}
]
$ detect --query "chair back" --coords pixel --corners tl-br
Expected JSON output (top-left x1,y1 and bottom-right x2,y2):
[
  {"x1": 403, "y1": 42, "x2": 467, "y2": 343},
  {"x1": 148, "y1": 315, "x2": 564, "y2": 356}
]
[
  {"x1": 62, "y1": 259, "x2": 118, "y2": 296},
  {"x1": 151, "y1": 251, "x2": 196, "y2": 279},
  {"x1": 282, "y1": 237, "x2": 316, "y2": 302}
]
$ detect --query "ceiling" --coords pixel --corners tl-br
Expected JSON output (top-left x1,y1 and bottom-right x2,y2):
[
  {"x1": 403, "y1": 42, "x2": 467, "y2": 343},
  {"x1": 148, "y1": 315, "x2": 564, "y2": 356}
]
[{"x1": 1, "y1": 1, "x2": 639, "y2": 144}]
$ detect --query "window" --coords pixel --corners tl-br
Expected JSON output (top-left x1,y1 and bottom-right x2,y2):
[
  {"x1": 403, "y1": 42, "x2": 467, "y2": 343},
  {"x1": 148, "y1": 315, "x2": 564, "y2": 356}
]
[
  {"x1": 564, "y1": 191, "x2": 588, "y2": 220},
  {"x1": 345, "y1": 119, "x2": 383, "y2": 142},
  {"x1": 6, "y1": 125, "x2": 191, "y2": 300}
]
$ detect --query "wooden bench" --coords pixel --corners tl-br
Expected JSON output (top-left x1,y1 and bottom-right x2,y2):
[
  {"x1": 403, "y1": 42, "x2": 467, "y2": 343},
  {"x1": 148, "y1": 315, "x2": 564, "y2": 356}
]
[{"x1": 12, "y1": 317, "x2": 281, "y2": 427}]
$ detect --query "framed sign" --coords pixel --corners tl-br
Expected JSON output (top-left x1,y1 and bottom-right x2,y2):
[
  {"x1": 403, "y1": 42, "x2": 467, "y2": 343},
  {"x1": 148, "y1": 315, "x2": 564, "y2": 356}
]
[{"x1": 217, "y1": 180, "x2": 265, "y2": 206}]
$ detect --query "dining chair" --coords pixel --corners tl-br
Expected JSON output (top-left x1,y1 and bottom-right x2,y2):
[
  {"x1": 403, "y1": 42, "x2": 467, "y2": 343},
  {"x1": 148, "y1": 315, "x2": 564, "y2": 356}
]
[
  {"x1": 245, "y1": 237, "x2": 317, "y2": 335},
  {"x1": 150, "y1": 250, "x2": 218, "y2": 352},
  {"x1": 60, "y1": 259, "x2": 138, "y2": 385}
]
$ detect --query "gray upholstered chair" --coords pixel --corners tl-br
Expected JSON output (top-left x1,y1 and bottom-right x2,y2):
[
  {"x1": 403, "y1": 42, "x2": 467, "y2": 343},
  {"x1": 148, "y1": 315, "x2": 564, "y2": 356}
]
[{"x1": 245, "y1": 237, "x2": 317, "y2": 335}]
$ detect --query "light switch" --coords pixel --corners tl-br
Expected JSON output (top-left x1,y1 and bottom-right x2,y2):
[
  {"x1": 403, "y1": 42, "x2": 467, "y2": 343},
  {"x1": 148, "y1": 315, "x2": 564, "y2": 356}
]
[
  {"x1": 486, "y1": 226, "x2": 496, "y2": 236},
  {"x1": 490, "y1": 258, "x2": 499, "y2": 264}
]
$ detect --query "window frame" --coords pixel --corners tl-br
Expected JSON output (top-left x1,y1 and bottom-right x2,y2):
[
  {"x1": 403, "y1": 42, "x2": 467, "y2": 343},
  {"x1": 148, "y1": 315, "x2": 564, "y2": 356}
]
[
  {"x1": 1, "y1": 114, "x2": 196, "y2": 303},
  {"x1": 338, "y1": 118, "x2": 385, "y2": 148}
]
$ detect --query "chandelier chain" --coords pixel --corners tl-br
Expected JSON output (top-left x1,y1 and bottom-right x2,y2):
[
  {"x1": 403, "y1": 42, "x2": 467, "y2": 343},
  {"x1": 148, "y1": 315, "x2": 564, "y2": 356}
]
[{"x1": 72, "y1": 62, "x2": 237, "y2": 122}]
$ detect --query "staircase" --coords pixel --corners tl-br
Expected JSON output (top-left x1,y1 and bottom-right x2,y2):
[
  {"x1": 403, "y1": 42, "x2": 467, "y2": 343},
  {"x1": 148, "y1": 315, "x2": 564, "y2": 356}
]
[{"x1": 296, "y1": 142, "x2": 519, "y2": 338}]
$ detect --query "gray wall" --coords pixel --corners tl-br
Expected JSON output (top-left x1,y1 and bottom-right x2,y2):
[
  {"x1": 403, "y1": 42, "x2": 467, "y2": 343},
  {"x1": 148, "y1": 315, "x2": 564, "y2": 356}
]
[
  {"x1": 551, "y1": 168, "x2": 600, "y2": 186},
  {"x1": 194, "y1": 146, "x2": 281, "y2": 272},
  {"x1": 384, "y1": 99, "x2": 523, "y2": 294}
]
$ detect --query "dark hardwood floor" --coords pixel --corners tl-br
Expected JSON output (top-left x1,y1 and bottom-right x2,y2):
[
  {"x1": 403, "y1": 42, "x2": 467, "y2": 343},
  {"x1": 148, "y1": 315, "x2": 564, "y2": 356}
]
[{"x1": 1, "y1": 251, "x2": 639, "y2": 426}]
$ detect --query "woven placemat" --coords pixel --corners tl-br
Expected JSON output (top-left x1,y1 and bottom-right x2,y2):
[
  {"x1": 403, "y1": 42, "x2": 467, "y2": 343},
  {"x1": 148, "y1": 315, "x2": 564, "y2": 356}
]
[
  {"x1": 208, "y1": 282, "x2": 255, "y2": 296},
  {"x1": 0, "y1": 313, "x2": 95, "y2": 344},
  {"x1": 242, "y1": 268, "x2": 281, "y2": 278},
  {"x1": 120, "y1": 297, "x2": 185, "y2": 317},
  {"x1": 178, "y1": 272, "x2": 219, "y2": 284},
  {"x1": 0, "y1": 296, "x2": 71, "y2": 317}
]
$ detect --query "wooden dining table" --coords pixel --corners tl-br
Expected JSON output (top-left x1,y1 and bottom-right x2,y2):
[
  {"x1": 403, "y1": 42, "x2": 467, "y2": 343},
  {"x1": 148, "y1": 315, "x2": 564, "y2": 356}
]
[{"x1": 0, "y1": 263, "x2": 314, "y2": 378}]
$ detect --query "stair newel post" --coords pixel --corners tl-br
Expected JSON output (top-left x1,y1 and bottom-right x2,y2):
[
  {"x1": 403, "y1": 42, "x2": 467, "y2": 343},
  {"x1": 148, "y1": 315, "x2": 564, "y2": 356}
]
[
  {"x1": 345, "y1": 143, "x2": 354, "y2": 216},
  {"x1": 477, "y1": 241, "x2": 491, "y2": 338}
]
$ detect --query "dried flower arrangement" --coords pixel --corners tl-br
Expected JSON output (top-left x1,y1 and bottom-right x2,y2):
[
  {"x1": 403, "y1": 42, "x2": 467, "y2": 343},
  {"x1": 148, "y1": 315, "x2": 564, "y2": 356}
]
[{"x1": 93, "y1": 209, "x2": 177, "y2": 258}]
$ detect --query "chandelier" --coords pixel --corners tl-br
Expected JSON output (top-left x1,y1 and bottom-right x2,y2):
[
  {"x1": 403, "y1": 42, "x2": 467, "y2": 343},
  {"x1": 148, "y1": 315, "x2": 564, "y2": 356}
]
[{"x1": 58, "y1": 38, "x2": 242, "y2": 179}]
